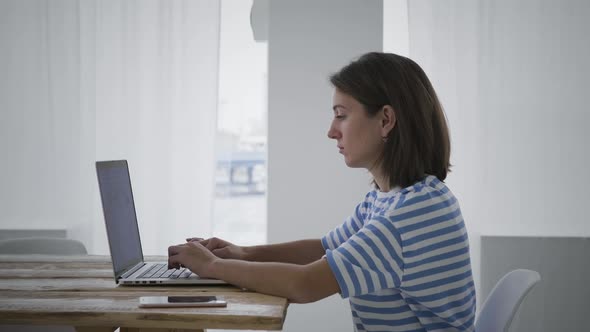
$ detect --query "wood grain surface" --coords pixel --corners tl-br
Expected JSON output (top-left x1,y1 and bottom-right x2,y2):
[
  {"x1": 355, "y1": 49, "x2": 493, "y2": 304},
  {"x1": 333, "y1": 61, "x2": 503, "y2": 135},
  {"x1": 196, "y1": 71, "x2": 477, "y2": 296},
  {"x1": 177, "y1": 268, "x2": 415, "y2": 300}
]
[{"x1": 0, "y1": 255, "x2": 288, "y2": 331}]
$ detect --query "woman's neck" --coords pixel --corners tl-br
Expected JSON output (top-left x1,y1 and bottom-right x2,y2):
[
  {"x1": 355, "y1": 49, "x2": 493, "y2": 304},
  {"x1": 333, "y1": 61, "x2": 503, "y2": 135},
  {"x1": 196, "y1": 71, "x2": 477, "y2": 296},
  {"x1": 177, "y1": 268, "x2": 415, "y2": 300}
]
[{"x1": 371, "y1": 170, "x2": 390, "y2": 192}]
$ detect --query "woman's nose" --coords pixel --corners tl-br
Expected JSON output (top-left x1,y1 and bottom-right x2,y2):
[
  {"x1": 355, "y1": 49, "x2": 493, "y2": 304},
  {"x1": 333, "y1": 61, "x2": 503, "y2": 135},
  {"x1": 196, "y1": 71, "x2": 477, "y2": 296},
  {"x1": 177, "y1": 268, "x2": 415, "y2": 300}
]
[{"x1": 327, "y1": 123, "x2": 339, "y2": 139}]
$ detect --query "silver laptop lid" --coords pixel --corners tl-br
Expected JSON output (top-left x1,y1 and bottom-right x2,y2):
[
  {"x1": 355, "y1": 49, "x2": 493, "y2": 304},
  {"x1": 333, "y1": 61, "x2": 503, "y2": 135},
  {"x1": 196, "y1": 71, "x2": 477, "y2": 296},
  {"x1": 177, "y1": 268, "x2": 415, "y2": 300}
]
[{"x1": 96, "y1": 160, "x2": 145, "y2": 282}]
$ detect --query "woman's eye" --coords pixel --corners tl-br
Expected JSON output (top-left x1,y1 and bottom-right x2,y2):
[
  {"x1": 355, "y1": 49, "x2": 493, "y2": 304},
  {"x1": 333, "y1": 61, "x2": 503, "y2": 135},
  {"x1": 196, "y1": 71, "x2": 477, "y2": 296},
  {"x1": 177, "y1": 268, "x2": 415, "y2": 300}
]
[{"x1": 335, "y1": 115, "x2": 345, "y2": 119}]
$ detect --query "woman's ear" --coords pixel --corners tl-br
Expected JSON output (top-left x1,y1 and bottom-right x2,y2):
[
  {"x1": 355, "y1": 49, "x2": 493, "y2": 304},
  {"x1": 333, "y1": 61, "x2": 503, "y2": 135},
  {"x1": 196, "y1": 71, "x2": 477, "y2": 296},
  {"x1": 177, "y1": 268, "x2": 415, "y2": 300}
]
[{"x1": 380, "y1": 105, "x2": 396, "y2": 137}]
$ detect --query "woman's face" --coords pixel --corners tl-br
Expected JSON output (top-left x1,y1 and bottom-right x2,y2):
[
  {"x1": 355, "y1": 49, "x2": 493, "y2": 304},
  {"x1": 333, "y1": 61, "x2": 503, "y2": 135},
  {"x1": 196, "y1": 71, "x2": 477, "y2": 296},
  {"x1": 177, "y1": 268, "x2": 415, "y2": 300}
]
[{"x1": 327, "y1": 89, "x2": 385, "y2": 170}]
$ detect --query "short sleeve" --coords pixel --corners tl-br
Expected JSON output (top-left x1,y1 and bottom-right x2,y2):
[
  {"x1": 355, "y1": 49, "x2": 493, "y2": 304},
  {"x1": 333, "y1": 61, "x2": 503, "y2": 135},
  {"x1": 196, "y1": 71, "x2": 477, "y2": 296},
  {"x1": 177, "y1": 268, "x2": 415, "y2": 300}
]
[
  {"x1": 324, "y1": 215, "x2": 404, "y2": 298},
  {"x1": 321, "y1": 193, "x2": 372, "y2": 251}
]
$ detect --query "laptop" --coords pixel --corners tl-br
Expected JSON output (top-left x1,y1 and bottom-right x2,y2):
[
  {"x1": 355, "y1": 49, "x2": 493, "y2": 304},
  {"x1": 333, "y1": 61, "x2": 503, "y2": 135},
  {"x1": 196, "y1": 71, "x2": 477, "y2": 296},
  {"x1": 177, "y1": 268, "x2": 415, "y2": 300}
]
[{"x1": 96, "y1": 160, "x2": 226, "y2": 285}]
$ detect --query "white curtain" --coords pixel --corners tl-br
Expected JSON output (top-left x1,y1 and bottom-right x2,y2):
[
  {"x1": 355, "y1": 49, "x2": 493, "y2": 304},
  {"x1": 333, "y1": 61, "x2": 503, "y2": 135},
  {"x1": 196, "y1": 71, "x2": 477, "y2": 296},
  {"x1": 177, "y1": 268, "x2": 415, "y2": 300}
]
[
  {"x1": 406, "y1": 0, "x2": 590, "y2": 309},
  {"x1": 0, "y1": 0, "x2": 220, "y2": 255}
]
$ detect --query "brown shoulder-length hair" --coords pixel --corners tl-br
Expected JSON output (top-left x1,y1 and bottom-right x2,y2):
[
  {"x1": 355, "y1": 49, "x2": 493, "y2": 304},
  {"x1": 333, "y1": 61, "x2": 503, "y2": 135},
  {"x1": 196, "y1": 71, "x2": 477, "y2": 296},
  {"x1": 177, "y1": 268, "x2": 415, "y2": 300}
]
[{"x1": 330, "y1": 52, "x2": 451, "y2": 189}]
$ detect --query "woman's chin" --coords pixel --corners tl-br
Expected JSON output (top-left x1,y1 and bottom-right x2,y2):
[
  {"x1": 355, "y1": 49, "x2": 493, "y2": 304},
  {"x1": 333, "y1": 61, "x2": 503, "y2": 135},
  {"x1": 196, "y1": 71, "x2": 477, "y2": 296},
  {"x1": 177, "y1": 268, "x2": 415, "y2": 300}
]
[{"x1": 344, "y1": 157, "x2": 362, "y2": 168}]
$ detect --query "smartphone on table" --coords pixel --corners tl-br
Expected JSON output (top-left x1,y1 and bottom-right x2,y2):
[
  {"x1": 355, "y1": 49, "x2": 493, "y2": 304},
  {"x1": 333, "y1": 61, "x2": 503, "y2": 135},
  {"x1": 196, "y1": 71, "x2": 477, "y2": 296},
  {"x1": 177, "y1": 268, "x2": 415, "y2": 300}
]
[{"x1": 139, "y1": 295, "x2": 227, "y2": 308}]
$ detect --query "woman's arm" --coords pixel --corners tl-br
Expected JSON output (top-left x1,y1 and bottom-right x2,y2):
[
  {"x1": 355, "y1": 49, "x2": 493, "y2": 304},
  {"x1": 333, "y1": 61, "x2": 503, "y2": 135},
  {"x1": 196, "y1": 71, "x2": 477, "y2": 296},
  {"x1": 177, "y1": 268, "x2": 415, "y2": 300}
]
[
  {"x1": 169, "y1": 242, "x2": 340, "y2": 303},
  {"x1": 243, "y1": 239, "x2": 325, "y2": 265},
  {"x1": 191, "y1": 237, "x2": 326, "y2": 265}
]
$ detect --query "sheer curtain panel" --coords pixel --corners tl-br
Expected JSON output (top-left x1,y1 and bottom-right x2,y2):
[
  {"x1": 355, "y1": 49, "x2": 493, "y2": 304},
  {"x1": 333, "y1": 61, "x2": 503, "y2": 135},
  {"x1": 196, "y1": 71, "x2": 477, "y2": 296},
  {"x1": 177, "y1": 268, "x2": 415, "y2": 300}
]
[{"x1": 0, "y1": 0, "x2": 221, "y2": 255}]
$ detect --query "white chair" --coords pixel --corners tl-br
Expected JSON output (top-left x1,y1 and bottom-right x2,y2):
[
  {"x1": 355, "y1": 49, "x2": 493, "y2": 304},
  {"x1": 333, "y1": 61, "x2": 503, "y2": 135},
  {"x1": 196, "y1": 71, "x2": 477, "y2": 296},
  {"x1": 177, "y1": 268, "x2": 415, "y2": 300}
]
[
  {"x1": 475, "y1": 269, "x2": 541, "y2": 332},
  {"x1": 0, "y1": 237, "x2": 87, "y2": 255}
]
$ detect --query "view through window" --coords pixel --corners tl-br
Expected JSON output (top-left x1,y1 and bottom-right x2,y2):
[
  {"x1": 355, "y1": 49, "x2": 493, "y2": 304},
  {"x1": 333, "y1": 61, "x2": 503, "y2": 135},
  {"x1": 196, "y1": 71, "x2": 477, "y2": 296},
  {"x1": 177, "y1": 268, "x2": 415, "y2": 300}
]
[{"x1": 212, "y1": 0, "x2": 267, "y2": 246}]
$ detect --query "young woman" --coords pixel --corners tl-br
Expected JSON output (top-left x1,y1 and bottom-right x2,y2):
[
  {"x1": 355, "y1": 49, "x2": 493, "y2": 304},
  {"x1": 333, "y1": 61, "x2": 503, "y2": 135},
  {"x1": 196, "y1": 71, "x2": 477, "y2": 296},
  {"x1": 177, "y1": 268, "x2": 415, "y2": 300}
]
[{"x1": 169, "y1": 52, "x2": 476, "y2": 331}]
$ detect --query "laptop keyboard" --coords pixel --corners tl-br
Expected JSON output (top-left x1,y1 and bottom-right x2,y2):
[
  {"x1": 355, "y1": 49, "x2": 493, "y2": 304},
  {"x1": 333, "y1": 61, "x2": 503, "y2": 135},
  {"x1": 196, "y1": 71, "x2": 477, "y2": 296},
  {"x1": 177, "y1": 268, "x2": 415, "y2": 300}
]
[{"x1": 137, "y1": 263, "x2": 195, "y2": 279}]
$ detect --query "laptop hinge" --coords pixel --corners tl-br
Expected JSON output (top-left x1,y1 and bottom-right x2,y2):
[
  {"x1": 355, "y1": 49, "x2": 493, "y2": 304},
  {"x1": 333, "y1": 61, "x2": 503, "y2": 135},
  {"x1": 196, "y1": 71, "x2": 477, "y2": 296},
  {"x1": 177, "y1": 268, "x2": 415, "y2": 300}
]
[{"x1": 120, "y1": 262, "x2": 146, "y2": 279}]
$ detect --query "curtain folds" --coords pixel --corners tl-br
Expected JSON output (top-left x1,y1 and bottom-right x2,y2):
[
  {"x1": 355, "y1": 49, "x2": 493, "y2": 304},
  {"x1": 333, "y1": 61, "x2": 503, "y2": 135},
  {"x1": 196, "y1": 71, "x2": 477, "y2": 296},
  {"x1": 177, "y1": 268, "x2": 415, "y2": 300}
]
[{"x1": 0, "y1": 0, "x2": 221, "y2": 255}]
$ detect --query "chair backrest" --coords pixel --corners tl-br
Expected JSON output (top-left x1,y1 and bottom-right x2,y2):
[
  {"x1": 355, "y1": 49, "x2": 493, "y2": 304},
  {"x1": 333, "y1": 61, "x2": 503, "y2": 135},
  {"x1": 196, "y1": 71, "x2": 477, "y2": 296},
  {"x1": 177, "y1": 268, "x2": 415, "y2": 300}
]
[
  {"x1": 0, "y1": 237, "x2": 87, "y2": 255},
  {"x1": 475, "y1": 269, "x2": 541, "y2": 332}
]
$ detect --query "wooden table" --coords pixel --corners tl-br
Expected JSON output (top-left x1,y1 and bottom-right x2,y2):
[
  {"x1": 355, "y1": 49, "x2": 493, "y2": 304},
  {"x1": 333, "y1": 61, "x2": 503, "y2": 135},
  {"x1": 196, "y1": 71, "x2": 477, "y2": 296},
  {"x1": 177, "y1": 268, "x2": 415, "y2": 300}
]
[{"x1": 0, "y1": 255, "x2": 289, "y2": 332}]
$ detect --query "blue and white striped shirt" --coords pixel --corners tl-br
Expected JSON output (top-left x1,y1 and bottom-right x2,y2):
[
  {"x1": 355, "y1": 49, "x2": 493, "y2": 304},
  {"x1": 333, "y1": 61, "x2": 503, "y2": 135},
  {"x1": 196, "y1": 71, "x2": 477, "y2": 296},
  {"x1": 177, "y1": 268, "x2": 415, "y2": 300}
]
[{"x1": 322, "y1": 175, "x2": 475, "y2": 332}]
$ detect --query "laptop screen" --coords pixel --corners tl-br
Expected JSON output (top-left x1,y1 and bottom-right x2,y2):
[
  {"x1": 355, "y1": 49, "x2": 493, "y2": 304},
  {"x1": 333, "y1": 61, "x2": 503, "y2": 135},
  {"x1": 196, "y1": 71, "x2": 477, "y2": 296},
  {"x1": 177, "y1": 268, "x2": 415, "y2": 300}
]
[{"x1": 96, "y1": 160, "x2": 144, "y2": 278}]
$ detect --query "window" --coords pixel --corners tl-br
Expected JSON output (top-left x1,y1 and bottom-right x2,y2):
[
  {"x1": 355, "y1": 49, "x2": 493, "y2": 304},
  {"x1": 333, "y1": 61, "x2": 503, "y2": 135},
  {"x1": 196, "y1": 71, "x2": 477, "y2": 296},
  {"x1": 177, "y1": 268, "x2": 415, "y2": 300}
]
[{"x1": 213, "y1": 0, "x2": 268, "y2": 246}]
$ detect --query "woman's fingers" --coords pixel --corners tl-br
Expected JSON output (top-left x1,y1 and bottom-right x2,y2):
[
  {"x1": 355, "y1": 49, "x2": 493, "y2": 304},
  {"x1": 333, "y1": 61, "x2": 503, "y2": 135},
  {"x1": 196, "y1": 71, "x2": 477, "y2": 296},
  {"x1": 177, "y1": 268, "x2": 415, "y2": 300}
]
[
  {"x1": 168, "y1": 244, "x2": 181, "y2": 256},
  {"x1": 185, "y1": 237, "x2": 204, "y2": 242},
  {"x1": 168, "y1": 243, "x2": 189, "y2": 268},
  {"x1": 183, "y1": 237, "x2": 228, "y2": 253},
  {"x1": 205, "y1": 237, "x2": 224, "y2": 251}
]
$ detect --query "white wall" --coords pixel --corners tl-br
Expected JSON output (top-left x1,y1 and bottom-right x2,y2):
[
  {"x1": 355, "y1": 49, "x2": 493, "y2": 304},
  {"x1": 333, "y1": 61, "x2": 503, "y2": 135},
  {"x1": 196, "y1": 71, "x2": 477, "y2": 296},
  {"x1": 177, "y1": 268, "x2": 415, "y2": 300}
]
[
  {"x1": 407, "y1": 0, "x2": 590, "y2": 308},
  {"x1": 383, "y1": 0, "x2": 409, "y2": 57},
  {"x1": 267, "y1": 0, "x2": 383, "y2": 331}
]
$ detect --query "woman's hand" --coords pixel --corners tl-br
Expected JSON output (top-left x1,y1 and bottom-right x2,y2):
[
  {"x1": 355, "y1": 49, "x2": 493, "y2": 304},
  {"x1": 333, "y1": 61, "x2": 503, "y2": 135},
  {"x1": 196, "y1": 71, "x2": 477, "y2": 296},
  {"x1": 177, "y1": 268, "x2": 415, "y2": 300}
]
[
  {"x1": 168, "y1": 242, "x2": 218, "y2": 278},
  {"x1": 186, "y1": 236, "x2": 247, "y2": 260}
]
